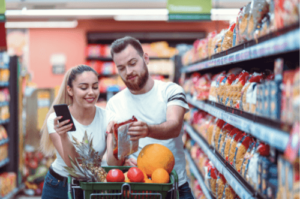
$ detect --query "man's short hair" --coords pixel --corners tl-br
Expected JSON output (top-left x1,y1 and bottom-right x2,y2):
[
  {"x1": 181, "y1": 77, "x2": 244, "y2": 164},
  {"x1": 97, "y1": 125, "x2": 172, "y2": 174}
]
[{"x1": 110, "y1": 36, "x2": 144, "y2": 58}]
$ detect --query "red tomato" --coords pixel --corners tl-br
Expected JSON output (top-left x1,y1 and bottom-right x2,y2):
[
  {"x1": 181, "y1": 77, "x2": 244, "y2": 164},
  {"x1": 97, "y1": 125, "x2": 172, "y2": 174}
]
[
  {"x1": 127, "y1": 167, "x2": 144, "y2": 182},
  {"x1": 106, "y1": 169, "x2": 125, "y2": 182}
]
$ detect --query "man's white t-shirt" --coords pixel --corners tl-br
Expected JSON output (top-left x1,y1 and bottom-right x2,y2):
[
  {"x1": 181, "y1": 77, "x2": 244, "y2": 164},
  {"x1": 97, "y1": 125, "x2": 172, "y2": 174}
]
[
  {"x1": 47, "y1": 106, "x2": 111, "y2": 177},
  {"x1": 106, "y1": 80, "x2": 189, "y2": 186}
]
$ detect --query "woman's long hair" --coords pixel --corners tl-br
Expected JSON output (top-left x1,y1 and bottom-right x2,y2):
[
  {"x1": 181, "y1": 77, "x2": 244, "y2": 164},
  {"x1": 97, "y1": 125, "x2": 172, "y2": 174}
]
[{"x1": 40, "y1": 65, "x2": 98, "y2": 156}]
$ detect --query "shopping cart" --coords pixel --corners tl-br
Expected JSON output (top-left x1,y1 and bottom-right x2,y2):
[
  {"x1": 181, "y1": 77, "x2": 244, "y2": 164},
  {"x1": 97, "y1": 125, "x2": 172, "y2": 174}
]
[{"x1": 68, "y1": 166, "x2": 179, "y2": 199}]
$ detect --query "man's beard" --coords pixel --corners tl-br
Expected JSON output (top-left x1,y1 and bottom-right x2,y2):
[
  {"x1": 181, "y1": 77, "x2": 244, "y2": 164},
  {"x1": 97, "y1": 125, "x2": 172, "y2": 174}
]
[{"x1": 122, "y1": 62, "x2": 149, "y2": 91}]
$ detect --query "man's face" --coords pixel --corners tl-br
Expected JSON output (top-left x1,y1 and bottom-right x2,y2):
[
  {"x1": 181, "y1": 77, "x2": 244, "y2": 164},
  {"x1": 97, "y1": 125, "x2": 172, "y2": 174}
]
[{"x1": 113, "y1": 45, "x2": 149, "y2": 91}]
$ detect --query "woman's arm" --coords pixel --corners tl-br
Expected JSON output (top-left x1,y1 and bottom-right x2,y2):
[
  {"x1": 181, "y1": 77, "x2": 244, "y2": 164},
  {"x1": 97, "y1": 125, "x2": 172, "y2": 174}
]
[{"x1": 52, "y1": 116, "x2": 77, "y2": 167}]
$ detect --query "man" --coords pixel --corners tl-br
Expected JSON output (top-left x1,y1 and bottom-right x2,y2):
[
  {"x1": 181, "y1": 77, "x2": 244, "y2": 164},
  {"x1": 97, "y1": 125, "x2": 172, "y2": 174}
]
[{"x1": 106, "y1": 36, "x2": 193, "y2": 199}]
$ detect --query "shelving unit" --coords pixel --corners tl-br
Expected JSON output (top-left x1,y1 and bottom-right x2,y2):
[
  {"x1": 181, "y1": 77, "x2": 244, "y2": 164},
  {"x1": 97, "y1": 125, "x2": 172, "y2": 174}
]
[
  {"x1": 184, "y1": 122, "x2": 266, "y2": 199},
  {"x1": 184, "y1": 149, "x2": 214, "y2": 199},
  {"x1": 1, "y1": 183, "x2": 25, "y2": 199},
  {"x1": 181, "y1": 25, "x2": 299, "y2": 73},
  {"x1": 0, "y1": 138, "x2": 8, "y2": 146},
  {"x1": 0, "y1": 101, "x2": 9, "y2": 107},
  {"x1": 186, "y1": 94, "x2": 291, "y2": 152},
  {"x1": 0, "y1": 82, "x2": 9, "y2": 87},
  {"x1": 0, "y1": 158, "x2": 9, "y2": 169}
]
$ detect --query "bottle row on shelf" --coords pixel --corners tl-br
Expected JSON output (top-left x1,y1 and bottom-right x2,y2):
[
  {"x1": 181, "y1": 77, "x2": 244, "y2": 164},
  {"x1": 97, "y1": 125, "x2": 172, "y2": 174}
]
[
  {"x1": 183, "y1": 122, "x2": 300, "y2": 199},
  {"x1": 181, "y1": 58, "x2": 300, "y2": 125},
  {"x1": 181, "y1": 0, "x2": 299, "y2": 67}
]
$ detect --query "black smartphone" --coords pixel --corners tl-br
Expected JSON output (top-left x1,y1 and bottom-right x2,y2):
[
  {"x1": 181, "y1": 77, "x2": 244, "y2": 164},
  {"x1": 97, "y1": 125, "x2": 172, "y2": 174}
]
[{"x1": 53, "y1": 104, "x2": 76, "y2": 131}]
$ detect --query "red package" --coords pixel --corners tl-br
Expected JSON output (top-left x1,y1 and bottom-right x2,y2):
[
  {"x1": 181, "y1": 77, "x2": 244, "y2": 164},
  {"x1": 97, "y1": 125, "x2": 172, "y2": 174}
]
[
  {"x1": 113, "y1": 116, "x2": 138, "y2": 160},
  {"x1": 228, "y1": 71, "x2": 250, "y2": 107},
  {"x1": 218, "y1": 124, "x2": 235, "y2": 153},
  {"x1": 195, "y1": 74, "x2": 212, "y2": 101},
  {"x1": 240, "y1": 72, "x2": 264, "y2": 112},
  {"x1": 209, "y1": 71, "x2": 226, "y2": 102},
  {"x1": 223, "y1": 128, "x2": 240, "y2": 159},
  {"x1": 234, "y1": 135, "x2": 255, "y2": 172},
  {"x1": 211, "y1": 119, "x2": 226, "y2": 148}
]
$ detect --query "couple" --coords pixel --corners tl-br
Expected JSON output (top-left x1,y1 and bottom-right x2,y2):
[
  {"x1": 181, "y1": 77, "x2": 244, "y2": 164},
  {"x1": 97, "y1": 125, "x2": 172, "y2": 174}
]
[{"x1": 40, "y1": 36, "x2": 193, "y2": 199}]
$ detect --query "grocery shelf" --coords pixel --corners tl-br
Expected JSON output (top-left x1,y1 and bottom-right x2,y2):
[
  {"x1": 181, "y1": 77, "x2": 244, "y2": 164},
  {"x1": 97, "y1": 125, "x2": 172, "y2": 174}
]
[
  {"x1": 184, "y1": 149, "x2": 215, "y2": 199},
  {"x1": 0, "y1": 158, "x2": 9, "y2": 169},
  {"x1": 87, "y1": 56, "x2": 171, "y2": 61},
  {"x1": 186, "y1": 94, "x2": 290, "y2": 152},
  {"x1": 0, "y1": 82, "x2": 9, "y2": 87},
  {"x1": 0, "y1": 138, "x2": 9, "y2": 146},
  {"x1": 0, "y1": 101, "x2": 9, "y2": 107},
  {"x1": 0, "y1": 119, "x2": 10, "y2": 125},
  {"x1": 1, "y1": 183, "x2": 25, "y2": 199},
  {"x1": 184, "y1": 122, "x2": 264, "y2": 199},
  {"x1": 181, "y1": 26, "x2": 300, "y2": 73}
]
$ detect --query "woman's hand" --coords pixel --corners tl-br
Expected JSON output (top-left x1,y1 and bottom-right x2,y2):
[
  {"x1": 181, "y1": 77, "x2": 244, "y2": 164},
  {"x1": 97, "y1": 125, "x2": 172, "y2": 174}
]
[{"x1": 53, "y1": 116, "x2": 73, "y2": 137}]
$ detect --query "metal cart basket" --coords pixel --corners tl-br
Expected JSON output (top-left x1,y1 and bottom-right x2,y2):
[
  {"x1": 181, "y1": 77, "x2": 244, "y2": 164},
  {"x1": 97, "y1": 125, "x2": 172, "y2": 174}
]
[{"x1": 68, "y1": 166, "x2": 179, "y2": 199}]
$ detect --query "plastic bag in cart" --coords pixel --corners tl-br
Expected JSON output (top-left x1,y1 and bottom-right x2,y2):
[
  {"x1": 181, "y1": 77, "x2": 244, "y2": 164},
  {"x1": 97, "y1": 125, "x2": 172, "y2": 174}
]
[{"x1": 113, "y1": 116, "x2": 139, "y2": 160}]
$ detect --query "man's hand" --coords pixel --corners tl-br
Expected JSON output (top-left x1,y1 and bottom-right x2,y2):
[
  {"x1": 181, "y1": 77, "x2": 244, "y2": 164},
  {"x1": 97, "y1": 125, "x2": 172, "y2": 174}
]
[
  {"x1": 128, "y1": 121, "x2": 149, "y2": 141},
  {"x1": 124, "y1": 158, "x2": 137, "y2": 166}
]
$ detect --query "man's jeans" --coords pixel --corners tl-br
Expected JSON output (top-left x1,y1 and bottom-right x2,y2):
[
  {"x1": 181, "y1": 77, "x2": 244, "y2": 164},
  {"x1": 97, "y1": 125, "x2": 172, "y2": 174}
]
[{"x1": 167, "y1": 181, "x2": 194, "y2": 199}]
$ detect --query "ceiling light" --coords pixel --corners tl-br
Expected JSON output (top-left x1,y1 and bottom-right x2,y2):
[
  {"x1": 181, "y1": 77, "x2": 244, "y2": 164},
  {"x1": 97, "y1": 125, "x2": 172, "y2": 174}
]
[
  {"x1": 5, "y1": 9, "x2": 168, "y2": 17},
  {"x1": 5, "y1": 21, "x2": 78, "y2": 28},
  {"x1": 114, "y1": 15, "x2": 168, "y2": 21}
]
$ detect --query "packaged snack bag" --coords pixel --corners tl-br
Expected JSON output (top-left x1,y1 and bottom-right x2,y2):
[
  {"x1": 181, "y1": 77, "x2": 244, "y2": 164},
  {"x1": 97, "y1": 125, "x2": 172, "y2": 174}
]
[
  {"x1": 221, "y1": 74, "x2": 238, "y2": 105},
  {"x1": 274, "y1": 0, "x2": 299, "y2": 30},
  {"x1": 216, "y1": 173, "x2": 227, "y2": 199},
  {"x1": 247, "y1": 0, "x2": 269, "y2": 40},
  {"x1": 233, "y1": 136, "x2": 255, "y2": 172},
  {"x1": 215, "y1": 73, "x2": 227, "y2": 103},
  {"x1": 199, "y1": 114, "x2": 215, "y2": 140},
  {"x1": 214, "y1": 30, "x2": 226, "y2": 54},
  {"x1": 209, "y1": 71, "x2": 226, "y2": 102},
  {"x1": 212, "y1": 119, "x2": 226, "y2": 148},
  {"x1": 221, "y1": 23, "x2": 236, "y2": 51},
  {"x1": 248, "y1": 152, "x2": 260, "y2": 190},
  {"x1": 223, "y1": 128, "x2": 240, "y2": 160},
  {"x1": 191, "y1": 73, "x2": 201, "y2": 96},
  {"x1": 222, "y1": 183, "x2": 236, "y2": 199},
  {"x1": 218, "y1": 124, "x2": 235, "y2": 153},
  {"x1": 207, "y1": 31, "x2": 217, "y2": 58},
  {"x1": 207, "y1": 117, "x2": 217, "y2": 145},
  {"x1": 205, "y1": 162, "x2": 219, "y2": 197},
  {"x1": 195, "y1": 74, "x2": 212, "y2": 101},
  {"x1": 228, "y1": 132, "x2": 246, "y2": 164},
  {"x1": 234, "y1": 7, "x2": 244, "y2": 46},
  {"x1": 228, "y1": 71, "x2": 250, "y2": 108},
  {"x1": 238, "y1": 3, "x2": 252, "y2": 44},
  {"x1": 241, "y1": 73, "x2": 264, "y2": 112},
  {"x1": 113, "y1": 116, "x2": 138, "y2": 160},
  {"x1": 241, "y1": 141, "x2": 258, "y2": 178},
  {"x1": 293, "y1": 68, "x2": 300, "y2": 122}
]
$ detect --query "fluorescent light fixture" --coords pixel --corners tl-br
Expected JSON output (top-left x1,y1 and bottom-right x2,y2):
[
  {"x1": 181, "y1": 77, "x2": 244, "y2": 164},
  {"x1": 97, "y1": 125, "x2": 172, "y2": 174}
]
[
  {"x1": 114, "y1": 15, "x2": 168, "y2": 21},
  {"x1": 5, "y1": 20, "x2": 78, "y2": 28},
  {"x1": 5, "y1": 9, "x2": 168, "y2": 17},
  {"x1": 5, "y1": 8, "x2": 239, "y2": 22}
]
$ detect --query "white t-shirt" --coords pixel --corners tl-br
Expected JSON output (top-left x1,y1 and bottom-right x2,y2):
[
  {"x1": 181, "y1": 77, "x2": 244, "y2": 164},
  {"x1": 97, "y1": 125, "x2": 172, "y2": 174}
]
[
  {"x1": 106, "y1": 80, "x2": 189, "y2": 186},
  {"x1": 47, "y1": 106, "x2": 111, "y2": 177}
]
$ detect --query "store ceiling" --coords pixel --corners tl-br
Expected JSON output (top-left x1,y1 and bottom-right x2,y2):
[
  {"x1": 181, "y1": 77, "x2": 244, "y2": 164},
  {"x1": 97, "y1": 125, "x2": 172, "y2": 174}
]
[{"x1": 6, "y1": 0, "x2": 250, "y2": 9}]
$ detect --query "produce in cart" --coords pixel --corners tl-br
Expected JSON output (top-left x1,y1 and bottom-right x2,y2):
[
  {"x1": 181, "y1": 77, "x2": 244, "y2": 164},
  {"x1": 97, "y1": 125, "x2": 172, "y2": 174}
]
[{"x1": 64, "y1": 131, "x2": 107, "y2": 182}]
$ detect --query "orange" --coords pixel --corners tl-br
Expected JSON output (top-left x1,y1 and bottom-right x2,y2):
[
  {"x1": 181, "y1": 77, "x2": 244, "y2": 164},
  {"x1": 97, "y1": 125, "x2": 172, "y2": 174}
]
[
  {"x1": 144, "y1": 179, "x2": 153, "y2": 183},
  {"x1": 151, "y1": 168, "x2": 169, "y2": 183},
  {"x1": 137, "y1": 144, "x2": 175, "y2": 177}
]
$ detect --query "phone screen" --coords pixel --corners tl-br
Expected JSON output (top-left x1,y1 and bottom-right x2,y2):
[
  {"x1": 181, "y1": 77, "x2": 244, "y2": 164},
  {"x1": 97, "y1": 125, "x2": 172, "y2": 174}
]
[{"x1": 53, "y1": 104, "x2": 76, "y2": 131}]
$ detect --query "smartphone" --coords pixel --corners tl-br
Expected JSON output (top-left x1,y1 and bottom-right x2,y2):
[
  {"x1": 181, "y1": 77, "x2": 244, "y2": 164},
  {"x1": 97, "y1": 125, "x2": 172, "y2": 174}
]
[{"x1": 53, "y1": 104, "x2": 76, "y2": 131}]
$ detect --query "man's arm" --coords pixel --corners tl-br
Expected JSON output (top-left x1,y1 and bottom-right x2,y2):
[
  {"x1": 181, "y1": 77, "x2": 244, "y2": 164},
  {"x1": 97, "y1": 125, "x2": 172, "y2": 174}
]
[{"x1": 128, "y1": 105, "x2": 186, "y2": 140}]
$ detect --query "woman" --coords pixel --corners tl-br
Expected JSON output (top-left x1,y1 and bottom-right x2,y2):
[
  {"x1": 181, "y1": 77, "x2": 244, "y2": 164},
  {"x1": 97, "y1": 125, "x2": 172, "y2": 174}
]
[{"x1": 40, "y1": 65, "x2": 122, "y2": 199}]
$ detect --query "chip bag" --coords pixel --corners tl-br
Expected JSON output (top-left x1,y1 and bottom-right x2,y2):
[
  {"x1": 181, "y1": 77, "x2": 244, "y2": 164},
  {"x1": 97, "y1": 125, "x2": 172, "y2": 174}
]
[{"x1": 113, "y1": 116, "x2": 138, "y2": 160}]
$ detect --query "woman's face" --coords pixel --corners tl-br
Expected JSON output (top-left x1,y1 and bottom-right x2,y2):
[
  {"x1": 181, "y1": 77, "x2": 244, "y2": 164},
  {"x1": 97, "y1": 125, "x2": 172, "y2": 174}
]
[{"x1": 68, "y1": 71, "x2": 99, "y2": 108}]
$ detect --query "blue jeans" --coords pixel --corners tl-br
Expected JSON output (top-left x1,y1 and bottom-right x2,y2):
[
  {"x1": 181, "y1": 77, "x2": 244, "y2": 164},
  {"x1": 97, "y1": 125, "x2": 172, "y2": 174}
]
[
  {"x1": 41, "y1": 170, "x2": 68, "y2": 199},
  {"x1": 167, "y1": 182, "x2": 194, "y2": 199}
]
